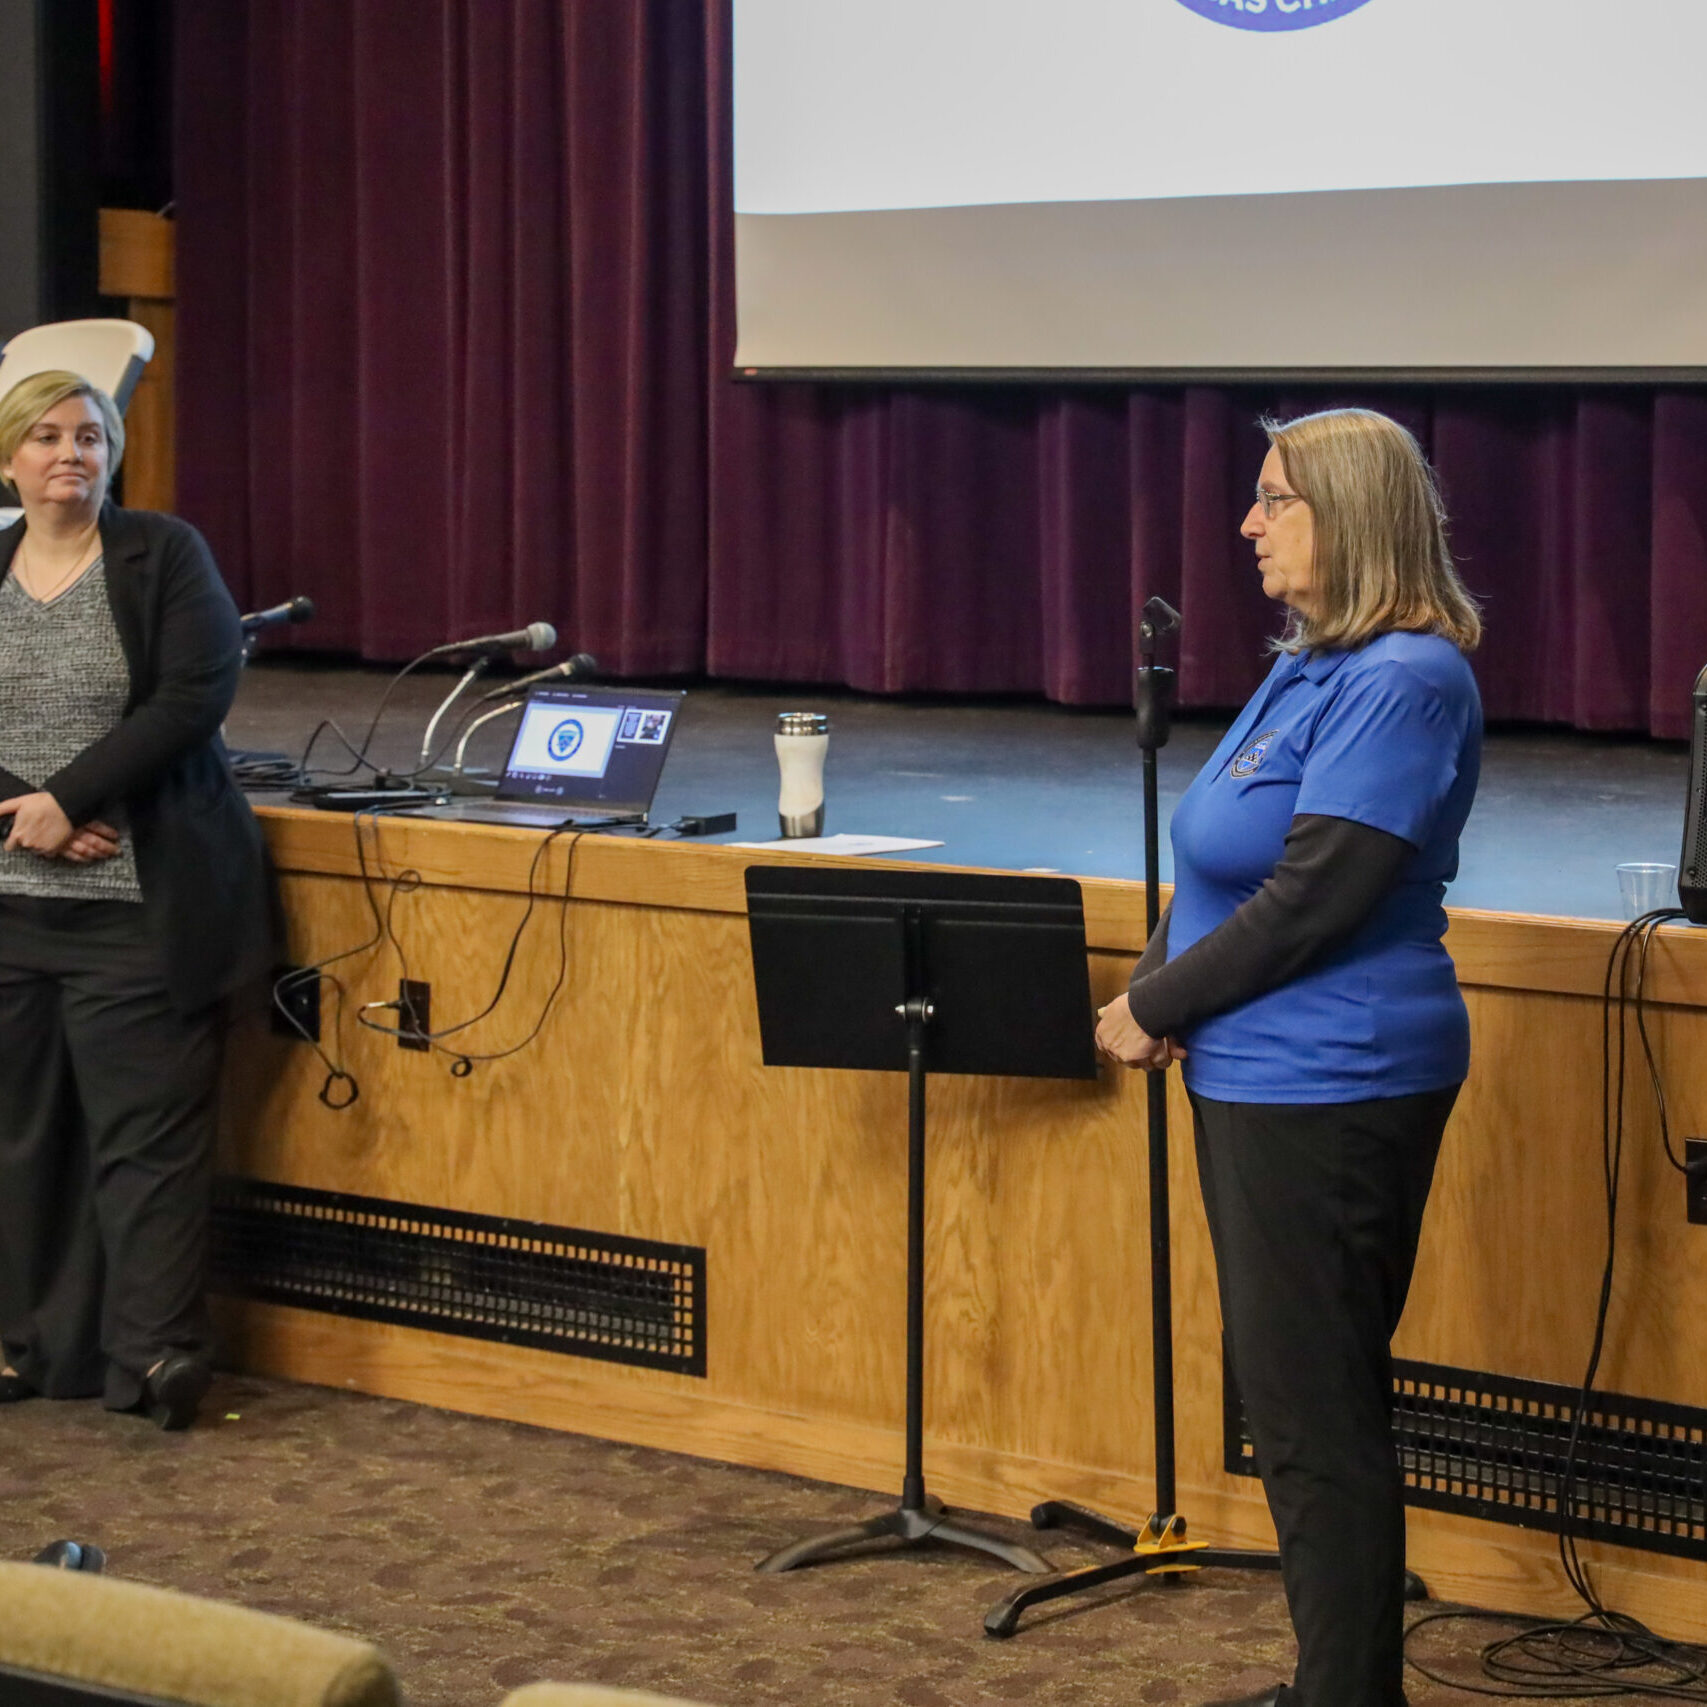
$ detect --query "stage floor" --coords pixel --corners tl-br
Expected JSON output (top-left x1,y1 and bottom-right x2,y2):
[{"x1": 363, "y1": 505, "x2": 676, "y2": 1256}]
[{"x1": 228, "y1": 659, "x2": 1692, "y2": 923}]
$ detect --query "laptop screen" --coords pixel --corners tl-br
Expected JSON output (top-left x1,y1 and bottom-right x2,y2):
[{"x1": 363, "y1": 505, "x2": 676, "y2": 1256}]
[{"x1": 496, "y1": 685, "x2": 684, "y2": 816}]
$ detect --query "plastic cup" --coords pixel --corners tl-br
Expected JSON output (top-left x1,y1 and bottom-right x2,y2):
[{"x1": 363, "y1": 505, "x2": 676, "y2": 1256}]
[{"x1": 1616, "y1": 862, "x2": 1676, "y2": 920}]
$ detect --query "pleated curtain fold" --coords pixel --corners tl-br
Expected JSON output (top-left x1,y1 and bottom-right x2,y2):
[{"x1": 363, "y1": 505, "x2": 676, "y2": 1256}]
[{"x1": 175, "y1": 0, "x2": 1707, "y2": 738}]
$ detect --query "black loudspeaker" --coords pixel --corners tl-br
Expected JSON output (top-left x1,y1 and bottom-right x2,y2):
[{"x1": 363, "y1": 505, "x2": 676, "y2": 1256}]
[{"x1": 1679, "y1": 664, "x2": 1707, "y2": 924}]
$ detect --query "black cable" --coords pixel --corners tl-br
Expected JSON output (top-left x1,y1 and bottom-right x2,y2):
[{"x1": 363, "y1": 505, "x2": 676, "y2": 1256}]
[
  {"x1": 349, "y1": 819, "x2": 581, "y2": 1073},
  {"x1": 431, "y1": 829, "x2": 580, "y2": 1073},
  {"x1": 294, "y1": 667, "x2": 521, "y2": 798},
  {"x1": 296, "y1": 713, "x2": 386, "y2": 785},
  {"x1": 1558, "y1": 908, "x2": 1679, "y2": 1612},
  {"x1": 266, "y1": 810, "x2": 395, "y2": 1108},
  {"x1": 1402, "y1": 907, "x2": 1707, "y2": 1702},
  {"x1": 295, "y1": 646, "x2": 452, "y2": 786},
  {"x1": 1406, "y1": 1606, "x2": 1707, "y2": 1699},
  {"x1": 1632, "y1": 914, "x2": 1691, "y2": 1177},
  {"x1": 228, "y1": 752, "x2": 306, "y2": 790}
]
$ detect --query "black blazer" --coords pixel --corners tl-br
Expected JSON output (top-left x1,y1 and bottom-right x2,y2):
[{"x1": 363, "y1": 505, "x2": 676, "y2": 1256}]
[{"x1": 0, "y1": 504, "x2": 275, "y2": 1012}]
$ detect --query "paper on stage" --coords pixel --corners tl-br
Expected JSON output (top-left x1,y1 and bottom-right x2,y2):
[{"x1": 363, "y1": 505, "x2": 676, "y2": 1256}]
[{"x1": 728, "y1": 833, "x2": 943, "y2": 856}]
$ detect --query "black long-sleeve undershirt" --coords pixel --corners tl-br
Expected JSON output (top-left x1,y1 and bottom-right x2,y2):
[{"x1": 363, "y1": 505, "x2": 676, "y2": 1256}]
[{"x1": 1126, "y1": 813, "x2": 1415, "y2": 1041}]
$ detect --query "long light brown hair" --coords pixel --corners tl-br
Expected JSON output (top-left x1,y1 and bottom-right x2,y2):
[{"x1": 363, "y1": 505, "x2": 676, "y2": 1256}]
[{"x1": 1265, "y1": 407, "x2": 1481, "y2": 655}]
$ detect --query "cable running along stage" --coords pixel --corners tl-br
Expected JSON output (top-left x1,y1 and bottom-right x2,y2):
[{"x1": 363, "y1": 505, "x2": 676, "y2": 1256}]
[{"x1": 1402, "y1": 906, "x2": 1707, "y2": 1702}]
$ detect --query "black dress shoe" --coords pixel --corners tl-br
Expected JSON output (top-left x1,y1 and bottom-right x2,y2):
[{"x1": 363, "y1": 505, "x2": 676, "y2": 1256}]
[
  {"x1": 33, "y1": 1540, "x2": 107, "y2": 1572},
  {"x1": 0, "y1": 1371, "x2": 38, "y2": 1403},
  {"x1": 1202, "y1": 1689, "x2": 1287, "y2": 1707},
  {"x1": 142, "y1": 1354, "x2": 211, "y2": 1431}
]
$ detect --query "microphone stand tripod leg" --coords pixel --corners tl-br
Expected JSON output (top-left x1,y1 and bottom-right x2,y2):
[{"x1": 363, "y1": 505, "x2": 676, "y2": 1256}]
[
  {"x1": 419, "y1": 658, "x2": 491, "y2": 770},
  {"x1": 1026, "y1": 1501, "x2": 1141, "y2": 1551}
]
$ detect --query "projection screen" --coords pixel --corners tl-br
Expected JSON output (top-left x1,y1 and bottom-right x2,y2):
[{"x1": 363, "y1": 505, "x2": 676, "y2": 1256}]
[{"x1": 732, "y1": 0, "x2": 1707, "y2": 379}]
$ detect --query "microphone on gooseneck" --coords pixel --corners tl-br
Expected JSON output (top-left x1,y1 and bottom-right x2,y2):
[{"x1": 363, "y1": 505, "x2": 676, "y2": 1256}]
[
  {"x1": 476, "y1": 652, "x2": 599, "y2": 704},
  {"x1": 416, "y1": 625, "x2": 558, "y2": 769},
  {"x1": 239, "y1": 595, "x2": 316, "y2": 636},
  {"x1": 426, "y1": 622, "x2": 556, "y2": 657}
]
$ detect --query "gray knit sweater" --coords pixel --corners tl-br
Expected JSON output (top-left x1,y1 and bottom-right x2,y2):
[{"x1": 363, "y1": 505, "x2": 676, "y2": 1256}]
[{"x1": 0, "y1": 561, "x2": 143, "y2": 900}]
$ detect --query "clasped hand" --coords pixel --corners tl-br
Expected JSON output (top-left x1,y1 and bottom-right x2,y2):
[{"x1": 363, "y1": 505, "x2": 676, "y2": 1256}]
[
  {"x1": 1094, "y1": 991, "x2": 1187, "y2": 1072},
  {"x1": 1, "y1": 793, "x2": 120, "y2": 863}
]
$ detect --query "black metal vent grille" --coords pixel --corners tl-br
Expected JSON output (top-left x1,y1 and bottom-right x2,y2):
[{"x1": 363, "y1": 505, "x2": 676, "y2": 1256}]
[
  {"x1": 210, "y1": 1178, "x2": 705, "y2": 1377},
  {"x1": 1226, "y1": 1355, "x2": 1707, "y2": 1561}
]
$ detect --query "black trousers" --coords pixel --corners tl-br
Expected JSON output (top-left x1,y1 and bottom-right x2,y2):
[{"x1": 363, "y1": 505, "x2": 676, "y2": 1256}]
[
  {"x1": 0, "y1": 896, "x2": 223, "y2": 1409},
  {"x1": 1190, "y1": 1085, "x2": 1459, "y2": 1707}
]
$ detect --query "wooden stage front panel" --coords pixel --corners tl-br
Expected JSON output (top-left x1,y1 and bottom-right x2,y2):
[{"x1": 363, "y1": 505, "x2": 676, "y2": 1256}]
[{"x1": 221, "y1": 809, "x2": 1707, "y2": 1636}]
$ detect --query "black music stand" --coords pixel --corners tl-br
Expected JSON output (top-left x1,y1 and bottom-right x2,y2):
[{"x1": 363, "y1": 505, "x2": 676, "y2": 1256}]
[{"x1": 745, "y1": 864, "x2": 1099, "y2": 1576}]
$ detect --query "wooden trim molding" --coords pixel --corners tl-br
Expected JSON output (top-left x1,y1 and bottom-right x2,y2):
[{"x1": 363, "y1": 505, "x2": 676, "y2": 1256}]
[{"x1": 254, "y1": 807, "x2": 1707, "y2": 1006}]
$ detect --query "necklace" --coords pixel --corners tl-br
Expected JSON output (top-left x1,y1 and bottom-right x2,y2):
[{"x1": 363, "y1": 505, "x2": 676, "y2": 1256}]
[{"x1": 14, "y1": 524, "x2": 101, "y2": 604}]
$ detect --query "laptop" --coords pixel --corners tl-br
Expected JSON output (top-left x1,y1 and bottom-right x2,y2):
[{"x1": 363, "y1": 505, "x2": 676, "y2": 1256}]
[{"x1": 418, "y1": 684, "x2": 685, "y2": 829}]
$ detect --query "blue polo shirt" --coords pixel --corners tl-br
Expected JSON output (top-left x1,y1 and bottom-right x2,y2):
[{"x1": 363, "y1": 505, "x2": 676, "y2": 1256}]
[{"x1": 1167, "y1": 631, "x2": 1482, "y2": 1104}]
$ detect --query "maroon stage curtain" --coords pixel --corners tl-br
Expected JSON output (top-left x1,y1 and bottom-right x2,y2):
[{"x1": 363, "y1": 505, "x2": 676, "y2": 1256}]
[
  {"x1": 175, "y1": 2, "x2": 1707, "y2": 738},
  {"x1": 175, "y1": 0, "x2": 709, "y2": 673}
]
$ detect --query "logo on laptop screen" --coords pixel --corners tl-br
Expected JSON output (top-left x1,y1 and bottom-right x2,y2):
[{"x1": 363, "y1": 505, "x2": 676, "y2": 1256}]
[
  {"x1": 1174, "y1": 0, "x2": 1374, "y2": 31},
  {"x1": 547, "y1": 718, "x2": 585, "y2": 762}
]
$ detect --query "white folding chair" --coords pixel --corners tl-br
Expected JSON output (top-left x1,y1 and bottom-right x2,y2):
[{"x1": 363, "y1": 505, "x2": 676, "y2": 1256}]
[{"x1": 0, "y1": 317, "x2": 156, "y2": 413}]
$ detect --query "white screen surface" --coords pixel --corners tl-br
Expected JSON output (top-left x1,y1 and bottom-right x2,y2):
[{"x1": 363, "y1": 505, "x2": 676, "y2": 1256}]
[
  {"x1": 733, "y1": 0, "x2": 1707, "y2": 376},
  {"x1": 509, "y1": 704, "x2": 621, "y2": 780}
]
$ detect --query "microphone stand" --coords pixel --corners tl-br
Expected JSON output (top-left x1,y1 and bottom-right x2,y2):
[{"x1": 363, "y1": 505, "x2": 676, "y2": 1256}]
[
  {"x1": 983, "y1": 595, "x2": 1284, "y2": 1637},
  {"x1": 229, "y1": 603, "x2": 314, "y2": 779},
  {"x1": 450, "y1": 700, "x2": 525, "y2": 787},
  {"x1": 435, "y1": 655, "x2": 602, "y2": 791},
  {"x1": 419, "y1": 656, "x2": 493, "y2": 770}
]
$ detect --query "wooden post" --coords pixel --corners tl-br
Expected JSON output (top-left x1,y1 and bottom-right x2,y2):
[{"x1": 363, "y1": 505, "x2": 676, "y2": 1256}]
[{"x1": 98, "y1": 208, "x2": 175, "y2": 513}]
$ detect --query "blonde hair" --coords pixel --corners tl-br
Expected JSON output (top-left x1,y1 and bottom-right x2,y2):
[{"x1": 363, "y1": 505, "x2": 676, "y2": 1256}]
[
  {"x1": 1264, "y1": 407, "x2": 1480, "y2": 655},
  {"x1": 0, "y1": 370, "x2": 125, "y2": 499}
]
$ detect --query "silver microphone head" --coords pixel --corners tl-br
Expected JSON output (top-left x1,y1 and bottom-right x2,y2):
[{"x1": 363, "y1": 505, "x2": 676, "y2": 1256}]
[{"x1": 525, "y1": 621, "x2": 557, "y2": 651}]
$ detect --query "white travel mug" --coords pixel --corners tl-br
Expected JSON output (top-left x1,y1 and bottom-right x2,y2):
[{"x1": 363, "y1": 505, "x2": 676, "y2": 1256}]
[{"x1": 775, "y1": 711, "x2": 829, "y2": 838}]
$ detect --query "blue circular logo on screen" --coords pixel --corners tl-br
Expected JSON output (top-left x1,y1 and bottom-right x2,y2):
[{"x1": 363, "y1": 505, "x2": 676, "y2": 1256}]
[
  {"x1": 547, "y1": 719, "x2": 584, "y2": 761},
  {"x1": 1174, "y1": 0, "x2": 1374, "y2": 30}
]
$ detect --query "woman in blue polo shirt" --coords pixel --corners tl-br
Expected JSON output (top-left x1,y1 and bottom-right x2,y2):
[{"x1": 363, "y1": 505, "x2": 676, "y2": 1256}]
[{"x1": 1096, "y1": 407, "x2": 1482, "y2": 1707}]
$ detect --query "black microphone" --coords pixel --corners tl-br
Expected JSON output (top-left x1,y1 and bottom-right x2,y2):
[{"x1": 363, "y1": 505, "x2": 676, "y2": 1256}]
[
  {"x1": 1678, "y1": 662, "x2": 1707, "y2": 924},
  {"x1": 426, "y1": 621, "x2": 556, "y2": 657},
  {"x1": 239, "y1": 595, "x2": 316, "y2": 636},
  {"x1": 477, "y1": 651, "x2": 599, "y2": 704}
]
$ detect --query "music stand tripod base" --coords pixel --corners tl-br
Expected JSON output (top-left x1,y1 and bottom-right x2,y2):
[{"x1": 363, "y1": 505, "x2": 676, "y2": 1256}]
[{"x1": 759, "y1": 1494, "x2": 1052, "y2": 1575}]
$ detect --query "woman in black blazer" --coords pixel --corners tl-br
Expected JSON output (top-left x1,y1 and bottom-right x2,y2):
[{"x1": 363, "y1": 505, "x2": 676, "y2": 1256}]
[{"x1": 0, "y1": 369, "x2": 272, "y2": 1429}]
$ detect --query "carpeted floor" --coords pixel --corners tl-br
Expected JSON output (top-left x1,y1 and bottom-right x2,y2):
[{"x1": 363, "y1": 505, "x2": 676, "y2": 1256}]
[{"x1": 1, "y1": 1372, "x2": 1608, "y2": 1706}]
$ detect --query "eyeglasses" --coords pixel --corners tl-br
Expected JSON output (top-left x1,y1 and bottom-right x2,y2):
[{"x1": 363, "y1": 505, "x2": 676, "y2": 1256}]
[{"x1": 1253, "y1": 486, "x2": 1304, "y2": 519}]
